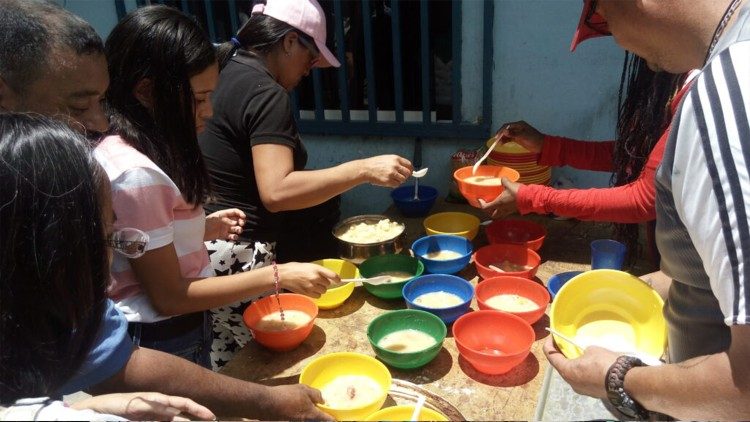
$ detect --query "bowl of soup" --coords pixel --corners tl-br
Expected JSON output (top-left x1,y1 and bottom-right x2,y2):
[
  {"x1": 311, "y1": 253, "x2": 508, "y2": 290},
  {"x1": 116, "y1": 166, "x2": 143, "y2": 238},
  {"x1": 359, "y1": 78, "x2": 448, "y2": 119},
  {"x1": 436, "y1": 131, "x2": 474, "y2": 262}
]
[
  {"x1": 242, "y1": 293, "x2": 318, "y2": 351},
  {"x1": 410, "y1": 234, "x2": 473, "y2": 275},
  {"x1": 311, "y1": 259, "x2": 359, "y2": 309},
  {"x1": 475, "y1": 276, "x2": 550, "y2": 324},
  {"x1": 402, "y1": 274, "x2": 474, "y2": 324},
  {"x1": 453, "y1": 310, "x2": 534, "y2": 375},
  {"x1": 550, "y1": 269, "x2": 666, "y2": 360},
  {"x1": 473, "y1": 243, "x2": 541, "y2": 279},
  {"x1": 333, "y1": 215, "x2": 407, "y2": 264},
  {"x1": 367, "y1": 309, "x2": 446, "y2": 369},
  {"x1": 299, "y1": 352, "x2": 392, "y2": 421},
  {"x1": 453, "y1": 165, "x2": 520, "y2": 207},
  {"x1": 358, "y1": 254, "x2": 424, "y2": 299}
]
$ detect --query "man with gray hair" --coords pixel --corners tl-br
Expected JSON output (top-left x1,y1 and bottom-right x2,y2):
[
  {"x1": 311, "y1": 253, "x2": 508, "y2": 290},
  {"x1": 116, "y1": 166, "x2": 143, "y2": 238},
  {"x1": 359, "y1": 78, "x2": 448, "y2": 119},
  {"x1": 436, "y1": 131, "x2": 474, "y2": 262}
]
[{"x1": 0, "y1": 1, "x2": 332, "y2": 420}]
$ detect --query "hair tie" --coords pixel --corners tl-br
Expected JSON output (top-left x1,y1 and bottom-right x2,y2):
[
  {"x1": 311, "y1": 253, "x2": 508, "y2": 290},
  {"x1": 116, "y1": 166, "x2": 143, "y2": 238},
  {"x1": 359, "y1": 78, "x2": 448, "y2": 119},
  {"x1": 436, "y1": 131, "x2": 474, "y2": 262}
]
[{"x1": 230, "y1": 37, "x2": 241, "y2": 48}]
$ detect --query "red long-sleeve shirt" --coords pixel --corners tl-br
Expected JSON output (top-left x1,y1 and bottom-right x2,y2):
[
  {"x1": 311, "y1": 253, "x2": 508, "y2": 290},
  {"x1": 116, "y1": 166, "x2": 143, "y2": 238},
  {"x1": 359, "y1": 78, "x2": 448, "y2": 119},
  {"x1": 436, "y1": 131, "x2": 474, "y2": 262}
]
[{"x1": 515, "y1": 76, "x2": 694, "y2": 224}]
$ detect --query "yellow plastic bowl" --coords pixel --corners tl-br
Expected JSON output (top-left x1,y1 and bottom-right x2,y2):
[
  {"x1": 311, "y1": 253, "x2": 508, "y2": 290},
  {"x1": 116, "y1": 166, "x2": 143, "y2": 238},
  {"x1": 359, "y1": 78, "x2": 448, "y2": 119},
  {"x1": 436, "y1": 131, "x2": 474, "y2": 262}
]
[
  {"x1": 311, "y1": 259, "x2": 359, "y2": 310},
  {"x1": 365, "y1": 405, "x2": 448, "y2": 421},
  {"x1": 550, "y1": 269, "x2": 666, "y2": 360},
  {"x1": 423, "y1": 212, "x2": 481, "y2": 240},
  {"x1": 300, "y1": 352, "x2": 392, "y2": 421}
]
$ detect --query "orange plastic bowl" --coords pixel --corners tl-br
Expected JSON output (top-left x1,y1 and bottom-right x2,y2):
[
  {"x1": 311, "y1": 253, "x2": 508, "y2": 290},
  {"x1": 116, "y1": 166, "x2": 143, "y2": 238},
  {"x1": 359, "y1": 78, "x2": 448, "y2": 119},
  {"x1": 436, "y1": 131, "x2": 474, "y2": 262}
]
[
  {"x1": 474, "y1": 244, "x2": 541, "y2": 279},
  {"x1": 453, "y1": 165, "x2": 520, "y2": 207},
  {"x1": 485, "y1": 219, "x2": 547, "y2": 251},
  {"x1": 452, "y1": 310, "x2": 534, "y2": 375},
  {"x1": 475, "y1": 276, "x2": 550, "y2": 324},
  {"x1": 242, "y1": 293, "x2": 318, "y2": 351}
]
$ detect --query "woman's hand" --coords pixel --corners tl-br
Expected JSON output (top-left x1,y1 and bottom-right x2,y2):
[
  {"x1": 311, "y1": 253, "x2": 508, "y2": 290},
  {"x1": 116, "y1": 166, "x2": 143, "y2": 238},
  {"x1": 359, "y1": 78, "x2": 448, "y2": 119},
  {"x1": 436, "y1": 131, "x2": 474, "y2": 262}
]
[
  {"x1": 360, "y1": 155, "x2": 413, "y2": 187},
  {"x1": 205, "y1": 208, "x2": 246, "y2": 241},
  {"x1": 70, "y1": 392, "x2": 215, "y2": 421},
  {"x1": 494, "y1": 121, "x2": 545, "y2": 153},
  {"x1": 477, "y1": 177, "x2": 522, "y2": 218},
  {"x1": 277, "y1": 262, "x2": 340, "y2": 298}
]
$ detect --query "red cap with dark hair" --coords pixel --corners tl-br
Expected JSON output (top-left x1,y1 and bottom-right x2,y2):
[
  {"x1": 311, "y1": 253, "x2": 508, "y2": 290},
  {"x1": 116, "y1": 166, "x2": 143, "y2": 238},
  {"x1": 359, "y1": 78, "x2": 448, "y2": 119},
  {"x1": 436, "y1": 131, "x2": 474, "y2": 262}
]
[{"x1": 570, "y1": 0, "x2": 611, "y2": 52}]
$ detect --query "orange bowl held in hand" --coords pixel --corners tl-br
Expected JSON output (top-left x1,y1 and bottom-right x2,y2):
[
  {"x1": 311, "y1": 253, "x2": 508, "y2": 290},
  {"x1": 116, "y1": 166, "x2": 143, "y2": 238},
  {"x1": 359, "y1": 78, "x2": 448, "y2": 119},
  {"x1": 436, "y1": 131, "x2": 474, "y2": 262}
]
[{"x1": 453, "y1": 165, "x2": 520, "y2": 207}]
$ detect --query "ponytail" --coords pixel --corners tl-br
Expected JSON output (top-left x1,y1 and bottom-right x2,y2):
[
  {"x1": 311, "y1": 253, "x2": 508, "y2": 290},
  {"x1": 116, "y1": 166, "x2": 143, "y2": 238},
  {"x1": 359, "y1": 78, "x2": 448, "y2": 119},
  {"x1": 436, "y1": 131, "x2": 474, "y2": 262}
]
[{"x1": 217, "y1": 37, "x2": 241, "y2": 69}]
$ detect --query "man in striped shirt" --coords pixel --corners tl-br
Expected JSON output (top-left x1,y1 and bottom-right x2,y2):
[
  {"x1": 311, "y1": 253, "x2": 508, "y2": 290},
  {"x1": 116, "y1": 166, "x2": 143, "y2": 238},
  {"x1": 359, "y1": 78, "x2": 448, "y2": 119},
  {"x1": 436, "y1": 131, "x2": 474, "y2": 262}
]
[{"x1": 545, "y1": 0, "x2": 750, "y2": 419}]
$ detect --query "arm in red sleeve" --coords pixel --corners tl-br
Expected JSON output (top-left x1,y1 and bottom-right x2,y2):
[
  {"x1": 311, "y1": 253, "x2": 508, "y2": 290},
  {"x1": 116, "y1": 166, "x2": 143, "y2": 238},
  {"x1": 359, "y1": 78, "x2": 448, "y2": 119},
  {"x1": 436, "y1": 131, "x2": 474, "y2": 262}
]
[
  {"x1": 517, "y1": 133, "x2": 667, "y2": 224},
  {"x1": 538, "y1": 135, "x2": 616, "y2": 172}
]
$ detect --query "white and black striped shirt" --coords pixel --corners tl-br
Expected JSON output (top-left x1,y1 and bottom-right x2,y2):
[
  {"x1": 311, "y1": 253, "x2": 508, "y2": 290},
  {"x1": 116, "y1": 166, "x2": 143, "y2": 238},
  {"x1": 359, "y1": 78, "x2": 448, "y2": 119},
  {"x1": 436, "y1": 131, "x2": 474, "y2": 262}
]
[{"x1": 655, "y1": 3, "x2": 750, "y2": 362}]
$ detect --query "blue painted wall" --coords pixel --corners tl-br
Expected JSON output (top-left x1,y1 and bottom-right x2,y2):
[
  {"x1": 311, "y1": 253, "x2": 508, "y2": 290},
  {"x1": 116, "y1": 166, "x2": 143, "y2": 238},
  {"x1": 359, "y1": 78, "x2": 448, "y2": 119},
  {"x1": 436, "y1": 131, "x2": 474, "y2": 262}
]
[{"x1": 63, "y1": 0, "x2": 624, "y2": 218}]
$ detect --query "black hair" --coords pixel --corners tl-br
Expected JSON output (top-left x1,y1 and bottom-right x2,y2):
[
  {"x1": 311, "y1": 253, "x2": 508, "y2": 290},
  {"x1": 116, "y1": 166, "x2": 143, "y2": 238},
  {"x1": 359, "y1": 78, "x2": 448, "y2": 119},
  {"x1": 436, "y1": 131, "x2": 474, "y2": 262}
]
[
  {"x1": 216, "y1": 10, "x2": 313, "y2": 69},
  {"x1": 0, "y1": 113, "x2": 108, "y2": 403},
  {"x1": 0, "y1": 0, "x2": 104, "y2": 93},
  {"x1": 611, "y1": 53, "x2": 686, "y2": 266},
  {"x1": 105, "y1": 5, "x2": 215, "y2": 205}
]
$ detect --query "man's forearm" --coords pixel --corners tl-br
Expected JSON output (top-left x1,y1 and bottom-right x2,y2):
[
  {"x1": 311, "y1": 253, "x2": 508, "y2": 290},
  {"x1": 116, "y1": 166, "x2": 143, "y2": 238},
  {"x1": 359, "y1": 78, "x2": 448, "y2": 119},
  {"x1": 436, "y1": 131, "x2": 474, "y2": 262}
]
[
  {"x1": 626, "y1": 326, "x2": 750, "y2": 419},
  {"x1": 88, "y1": 346, "x2": 271, "y2": 418}
]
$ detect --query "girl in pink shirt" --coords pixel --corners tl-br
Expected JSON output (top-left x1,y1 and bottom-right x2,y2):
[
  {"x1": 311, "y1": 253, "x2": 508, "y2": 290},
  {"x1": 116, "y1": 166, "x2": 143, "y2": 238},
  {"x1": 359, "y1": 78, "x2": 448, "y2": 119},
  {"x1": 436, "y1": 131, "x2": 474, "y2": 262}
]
[{"x1": 97, "y1": 5, "x2": 338, "y2": 369}]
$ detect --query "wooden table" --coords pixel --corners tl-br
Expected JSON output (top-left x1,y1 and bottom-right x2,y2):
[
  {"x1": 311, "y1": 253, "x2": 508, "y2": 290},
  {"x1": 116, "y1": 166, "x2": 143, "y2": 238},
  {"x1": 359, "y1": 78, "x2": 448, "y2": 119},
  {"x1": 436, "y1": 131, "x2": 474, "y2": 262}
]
[{"x1": 220, "y1": 200, "x2": 655, "y2": 420}]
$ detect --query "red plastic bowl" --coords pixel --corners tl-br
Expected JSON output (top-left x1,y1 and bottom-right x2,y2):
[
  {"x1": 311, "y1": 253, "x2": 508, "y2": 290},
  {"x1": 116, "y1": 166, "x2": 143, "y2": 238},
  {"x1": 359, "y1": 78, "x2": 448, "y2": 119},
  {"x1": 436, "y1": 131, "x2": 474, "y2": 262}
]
[
  {"x1": 474, "y1": 244, "x2": 541, "y2": 279},
  {"x1": 475, "y1": 276, "x2": 550, "y2": 324},
  {"x1": 453, "y1": 310, "x2": 534, "y2": 375},
  {"x1": 243, "y1": 293, "x2": 318, "y2": 351},
  {"x1": 453, "y1": 165, "x2": 520, "y2": 207},
  {"x1": 485, "y1": 219, "x2": 547, "y2": 251}
]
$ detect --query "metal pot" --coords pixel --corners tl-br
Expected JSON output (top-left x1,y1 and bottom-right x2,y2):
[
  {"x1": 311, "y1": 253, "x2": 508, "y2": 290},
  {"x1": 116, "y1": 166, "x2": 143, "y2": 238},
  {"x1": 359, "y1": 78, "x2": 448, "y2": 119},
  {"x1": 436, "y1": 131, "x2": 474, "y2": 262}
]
[{"x1": 332, "y1": 214, "x2": 407, "y2": 264}]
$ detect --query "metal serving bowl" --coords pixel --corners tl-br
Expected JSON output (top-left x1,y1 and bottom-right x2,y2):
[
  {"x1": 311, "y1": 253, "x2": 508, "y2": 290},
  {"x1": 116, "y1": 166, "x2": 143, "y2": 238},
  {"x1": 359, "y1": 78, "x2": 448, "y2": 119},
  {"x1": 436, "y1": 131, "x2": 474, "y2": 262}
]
[{"x1": 332, "y1": 214, "x2": 407, "y2": 264}]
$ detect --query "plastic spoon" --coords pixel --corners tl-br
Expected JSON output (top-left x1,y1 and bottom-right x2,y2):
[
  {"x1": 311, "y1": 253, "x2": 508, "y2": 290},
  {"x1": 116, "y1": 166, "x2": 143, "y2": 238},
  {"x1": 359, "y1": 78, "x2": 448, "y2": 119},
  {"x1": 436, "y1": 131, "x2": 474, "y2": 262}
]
[
  {"x1": 472, "y1": 125, "x2": 508, "y2": 175},
  {"x1": 328, "y1": 275, "x2": 392, "y2": 289},
  {"x1": 410, "y1": 394, "x2": 426, "y2": 422},
  {"x1": 412, "y1": 167, "x2": 428, "y2": 200},
  {"x1": 545, "y1": 327, "x2": 586, "y2": 352}
]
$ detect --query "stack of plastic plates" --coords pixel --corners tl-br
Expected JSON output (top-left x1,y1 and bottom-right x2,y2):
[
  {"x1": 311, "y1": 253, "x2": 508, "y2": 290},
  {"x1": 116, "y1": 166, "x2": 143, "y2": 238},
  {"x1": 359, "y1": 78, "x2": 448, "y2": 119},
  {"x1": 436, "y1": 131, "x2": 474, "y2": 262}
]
[{"x1": 485, "y1": 138, "x2": 551, "y2": 185}]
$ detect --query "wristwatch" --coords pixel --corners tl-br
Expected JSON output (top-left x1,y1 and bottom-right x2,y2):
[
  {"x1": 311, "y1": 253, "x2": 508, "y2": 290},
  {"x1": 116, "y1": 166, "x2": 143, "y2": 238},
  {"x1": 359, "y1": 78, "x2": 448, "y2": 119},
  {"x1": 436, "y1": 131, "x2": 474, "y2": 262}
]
[{"x1": 605, "y1": 355, "x2": 649, "y2": 420}]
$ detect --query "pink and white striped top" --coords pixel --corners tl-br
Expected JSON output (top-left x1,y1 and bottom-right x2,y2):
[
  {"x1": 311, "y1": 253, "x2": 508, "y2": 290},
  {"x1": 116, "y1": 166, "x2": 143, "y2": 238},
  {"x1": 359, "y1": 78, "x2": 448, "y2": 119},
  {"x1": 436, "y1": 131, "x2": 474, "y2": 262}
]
[{"x1": 95, "y1": 135, "x2": 213, "y2": 323}]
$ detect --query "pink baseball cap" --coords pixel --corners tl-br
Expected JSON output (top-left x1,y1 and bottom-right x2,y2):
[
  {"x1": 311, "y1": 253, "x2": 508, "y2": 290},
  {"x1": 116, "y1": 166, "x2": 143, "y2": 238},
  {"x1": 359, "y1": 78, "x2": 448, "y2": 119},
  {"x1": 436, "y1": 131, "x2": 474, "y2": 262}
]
[
  {"x1": 251, "y1": 0, "x2": 341, "y2": 68},
  {"x1": 570, "y1": 0, "x2": 611, "y2": 52}
]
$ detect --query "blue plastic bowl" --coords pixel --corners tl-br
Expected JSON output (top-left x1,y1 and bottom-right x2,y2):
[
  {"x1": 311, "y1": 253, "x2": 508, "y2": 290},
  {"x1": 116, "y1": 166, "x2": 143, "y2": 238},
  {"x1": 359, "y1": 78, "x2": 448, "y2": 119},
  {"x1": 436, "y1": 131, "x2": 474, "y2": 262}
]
[
  {"x1": 402, "y1": 274, "x2": 474, "y2": 323},
  {"x1": 391, "y1": 185, "x2": 439, "y2": 217},
  {"x1": 411, "y1": 234, "x2": 473, "y2": 274},
  {"x1": 547, "y1": 271, "x2": 584, "y2": 299}
]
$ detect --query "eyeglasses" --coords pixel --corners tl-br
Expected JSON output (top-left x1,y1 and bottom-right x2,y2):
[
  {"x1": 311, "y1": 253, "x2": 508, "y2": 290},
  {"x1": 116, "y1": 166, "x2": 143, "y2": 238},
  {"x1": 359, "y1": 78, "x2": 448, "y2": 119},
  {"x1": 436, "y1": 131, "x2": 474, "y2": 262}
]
[
  {"x1": 107, "y1": 227, "x2": 149, "y2": 259},
  {"x1": 296, "y1": 34, "x2": 320, "y2": 65},
  {"x1": 584, "y1": 0, "x2": 611, "y2": 35}
]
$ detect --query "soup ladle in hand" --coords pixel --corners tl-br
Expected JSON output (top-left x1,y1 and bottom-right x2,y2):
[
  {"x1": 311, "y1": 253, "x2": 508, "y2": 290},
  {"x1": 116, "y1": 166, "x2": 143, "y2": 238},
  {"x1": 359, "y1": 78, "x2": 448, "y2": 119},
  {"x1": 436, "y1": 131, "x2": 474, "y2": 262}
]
[{"x1": 412, "y1": 167, "x2": 429, "y2": 200}]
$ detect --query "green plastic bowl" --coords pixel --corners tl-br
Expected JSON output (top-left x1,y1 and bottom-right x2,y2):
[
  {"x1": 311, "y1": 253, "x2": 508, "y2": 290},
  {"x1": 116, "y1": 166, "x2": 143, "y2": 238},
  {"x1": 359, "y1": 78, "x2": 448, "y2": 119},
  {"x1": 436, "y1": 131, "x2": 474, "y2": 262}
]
[
  {"x1": 359, "y1": 254, "x2": 424, "y2": 299},
  {"x1": 367, "y1": 309, "x2": 446, "y2": 370}
]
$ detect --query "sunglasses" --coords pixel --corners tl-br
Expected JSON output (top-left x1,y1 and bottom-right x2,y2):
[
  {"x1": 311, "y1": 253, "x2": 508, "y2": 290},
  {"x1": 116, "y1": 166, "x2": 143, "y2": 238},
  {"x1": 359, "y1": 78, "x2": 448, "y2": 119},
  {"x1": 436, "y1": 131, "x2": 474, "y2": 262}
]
[
  {"x1": 107, "y1": 227, "x2": 149, "y2": 259},
  {"x1": 584, "y1": 0, "x2": 611, "y2": 36},
  {"x1": 296, "y1": 33, "x2": 321, "y2": 65}
]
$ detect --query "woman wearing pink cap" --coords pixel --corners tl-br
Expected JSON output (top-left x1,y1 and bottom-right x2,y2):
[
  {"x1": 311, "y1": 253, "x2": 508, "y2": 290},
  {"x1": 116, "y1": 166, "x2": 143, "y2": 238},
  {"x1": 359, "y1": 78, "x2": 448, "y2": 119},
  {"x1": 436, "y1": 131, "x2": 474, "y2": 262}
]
[{"x1": 199, "y1": 0, "x2": 412, "y2": 369}]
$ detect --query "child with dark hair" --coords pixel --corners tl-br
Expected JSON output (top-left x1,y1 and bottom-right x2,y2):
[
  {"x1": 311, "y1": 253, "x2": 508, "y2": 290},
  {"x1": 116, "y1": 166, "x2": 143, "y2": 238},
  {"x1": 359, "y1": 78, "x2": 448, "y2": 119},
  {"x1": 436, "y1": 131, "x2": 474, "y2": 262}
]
[
  {"x1": 99, "y1": 4, "x2": 338, "y2": 372},
  {"x1": 0, "y1": 113, "x2": 213, "y2": 421}
]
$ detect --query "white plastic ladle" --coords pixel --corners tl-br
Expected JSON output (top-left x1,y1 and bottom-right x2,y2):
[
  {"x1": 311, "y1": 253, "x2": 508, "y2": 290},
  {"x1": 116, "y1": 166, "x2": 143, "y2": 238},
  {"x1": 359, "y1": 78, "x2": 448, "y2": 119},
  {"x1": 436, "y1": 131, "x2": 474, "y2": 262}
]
[
  {"x1": 410, "y1": 394, "x2": 426, "y2": 422},
  {"x1": 545, "y1": 327, "x2": 586, "y2": 352},
  {"x1": 328, "y1": 275, "x2": 392, "y2": 289},
  {"x1": 472, "y1": 124, "x2": 509, "y2": 175},
  {"x1": 412, "y1": 167, "x2": 429, "y2": 200}
]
